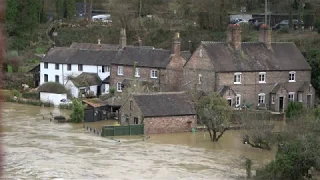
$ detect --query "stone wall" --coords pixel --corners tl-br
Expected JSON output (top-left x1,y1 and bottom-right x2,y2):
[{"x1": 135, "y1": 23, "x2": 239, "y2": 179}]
[
  {"x1": 144, "y1": 115, "x2": 197, "y2": 134},
  {"x1": 119, "y1": 96, "x2": 143, "y2": 125}
]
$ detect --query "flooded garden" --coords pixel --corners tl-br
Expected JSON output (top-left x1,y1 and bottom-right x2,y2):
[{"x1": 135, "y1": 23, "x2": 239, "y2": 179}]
[{"x1": 2, "y1": 102, "x2": 276, "y2": 179}]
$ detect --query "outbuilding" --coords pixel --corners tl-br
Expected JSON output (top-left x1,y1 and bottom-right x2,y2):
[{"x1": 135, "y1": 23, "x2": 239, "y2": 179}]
[{"x1": 120, "y1": 92, "x2": 197, "y2": 134}]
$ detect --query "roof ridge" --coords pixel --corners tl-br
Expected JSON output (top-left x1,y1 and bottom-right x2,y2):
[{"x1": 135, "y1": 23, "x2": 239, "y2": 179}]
[{"x1": 133, "y1": 91, "x2": 186, "y2": 96}]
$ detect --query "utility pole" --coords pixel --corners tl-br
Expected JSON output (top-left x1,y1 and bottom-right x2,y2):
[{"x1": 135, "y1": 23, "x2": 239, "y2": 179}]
[
  {"x1": 84, "y1": 0, "x2": 87, "y2": 16},
  {"x1": 89, "y1": 0, "x2": 93, "y2": 21},
  {"x1": 265, "y1": 0, "x2": 268, "y2": 24}
]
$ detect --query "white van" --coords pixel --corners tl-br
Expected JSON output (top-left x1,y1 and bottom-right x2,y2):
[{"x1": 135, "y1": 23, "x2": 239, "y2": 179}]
[{"x1": 92, "y1": 14, "x2": 112, "y2": 23}]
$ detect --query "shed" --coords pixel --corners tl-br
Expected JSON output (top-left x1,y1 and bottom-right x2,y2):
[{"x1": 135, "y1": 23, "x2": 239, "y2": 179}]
[
  {"x1": 82, "y1": 98, "x2": 107, "y2": 122},
  {"x1": 38, "y1": 82, "x2": 68, "y2": 106},
  {"x1": 120, "y1": 92, "x2": 197, "y2": 134}
]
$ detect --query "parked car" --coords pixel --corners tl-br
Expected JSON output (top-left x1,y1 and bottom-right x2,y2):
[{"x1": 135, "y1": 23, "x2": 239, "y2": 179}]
[
  {"x1": 60, "y1": 99, "x2": 72, "y2": 105},
  {"x1": 272, "y1": 19, "x2": 304, "y2": 30},
  {"x1": 230, "y1": 18, "x2": 248, "y2": 25}
]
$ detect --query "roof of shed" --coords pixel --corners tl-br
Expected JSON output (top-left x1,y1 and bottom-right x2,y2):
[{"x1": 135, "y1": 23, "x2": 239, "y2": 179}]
[
  {"x1": 201, "y1": 42, "x2": 311, "y2": 72},
  {"x1": 133, "y1": 92, "x2": 196, "y2": 117},
  {"x1": 70, "y1": 72, "x2": 102, "y2": 87},
  {"x1": 83, "y1": 98, "x2": 106, "y2": 108}
]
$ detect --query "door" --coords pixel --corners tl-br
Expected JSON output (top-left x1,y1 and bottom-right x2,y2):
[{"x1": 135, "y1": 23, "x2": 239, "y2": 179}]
[
  {"x1": 227, "y1": 99, "x2": 232, "y2": 106},
  {"x1": 279, "y1": 97, "x2": 284, "y2": 112},
  {"x1": 307, "y1": 95, "x2": 312, "y2": 108},
  {"x1": 97, "y1": 85, "x2": 101, "y2": 97}
]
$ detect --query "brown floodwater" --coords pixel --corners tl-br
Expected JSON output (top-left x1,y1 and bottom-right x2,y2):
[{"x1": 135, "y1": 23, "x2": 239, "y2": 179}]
[{"x1": 2, "y1": 102, "x2": 277, "y2": 180}]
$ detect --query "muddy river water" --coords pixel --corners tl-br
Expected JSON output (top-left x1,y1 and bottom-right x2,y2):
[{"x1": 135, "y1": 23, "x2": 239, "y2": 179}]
[{"x1": 2, "y1": 103, "x2": 277, "y2": 180}]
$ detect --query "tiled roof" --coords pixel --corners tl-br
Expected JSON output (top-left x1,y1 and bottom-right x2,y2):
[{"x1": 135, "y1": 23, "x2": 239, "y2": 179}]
[
  {"x1": 201, "y1": 42, "x2": 311, "y2": 72},
  {"x1": 133, "y1": 92, "x2": 196, "y2": 117}
]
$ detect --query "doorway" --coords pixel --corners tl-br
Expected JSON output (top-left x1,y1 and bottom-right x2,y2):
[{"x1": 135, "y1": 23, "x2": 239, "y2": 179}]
[
  {"x1": 307, "y1": 95, "x2": 312, "y2": 108},
  {"x1": 97, "y1": 85, "x2": 101, "y2": 97},
  {"x1": 227, "y1": 99, "x2": 232, "y2": 106},
  {"x1": 279, "y1": 97, "x2": 284, "y2": 112}
]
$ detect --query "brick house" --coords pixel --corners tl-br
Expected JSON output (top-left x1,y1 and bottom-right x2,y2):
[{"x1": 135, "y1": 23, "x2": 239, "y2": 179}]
[
  {"x1": 183, "y1": 24, "x2": 315, "y2": 112},
  {"x1": 120, "y1": 92, "x2": 197, "y2": 134},
  {"x1": 110, "y1": 31, "x2": 191, "y2": 92}
]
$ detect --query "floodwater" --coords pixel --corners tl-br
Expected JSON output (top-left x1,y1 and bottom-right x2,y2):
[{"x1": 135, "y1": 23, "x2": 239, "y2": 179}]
[{"x1": 2, "y1": 103, "x2": 277, "y2": 180}]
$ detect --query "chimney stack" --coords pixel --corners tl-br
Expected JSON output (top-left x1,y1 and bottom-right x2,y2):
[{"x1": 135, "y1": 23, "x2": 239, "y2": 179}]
[
  {"x1": 172, "y1": 32, "x2": 181, "y2": 56},
  {"x1": 226, "y1": 24, "x2": 242, "y2": 50},
  {"x1": 259, "y1": 24, "x2": 272, "y2": 49},
  {"x1": 119, "y1": 28, "x2": 127, "y2": 49}
]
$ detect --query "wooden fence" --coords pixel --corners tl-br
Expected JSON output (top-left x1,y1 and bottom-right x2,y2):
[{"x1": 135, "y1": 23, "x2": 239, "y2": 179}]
[{"x1": 101, "y1": 125, "x2": 144, "y2": 137}]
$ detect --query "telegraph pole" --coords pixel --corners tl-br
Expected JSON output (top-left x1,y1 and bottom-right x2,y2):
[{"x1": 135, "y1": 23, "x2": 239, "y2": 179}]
[{"x1": 265, "y1": 0, "x2": 268, "y2": 24}]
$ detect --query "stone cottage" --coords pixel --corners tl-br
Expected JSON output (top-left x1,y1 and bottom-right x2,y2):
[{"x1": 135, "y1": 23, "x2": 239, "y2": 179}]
[
  {"x1": 183, "y1": 24, "x2": 315, "y2": 112},
  {"x1": 120, "y1": 92, "x2": 197, "y2": 134}
]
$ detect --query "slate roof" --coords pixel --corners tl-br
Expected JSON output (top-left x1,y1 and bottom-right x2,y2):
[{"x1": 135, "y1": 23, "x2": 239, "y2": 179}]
[
  {"x1": 133, "y1": 92, "x2": 196, "y2": 118},
  {"x1": 71, "y1": 72, "x2": 102, "y2": 87},
  {"x1": 181, "y1": 51, "x2": 192, "y2": 61},
  {"x1": 113, "y1": 47, "x2": 172, "y2": 68},
  {"x1": 270, "y1": 82, "x2": 311, "y2": 94},
  {"x1": 218, "y1": 86, "x2": 236, "y2": 96},
  {"x1": 102, "y1": 76, "x2": 110, "y2": 84},
  {"x1": 201, "y1": 42, "x2": 311, "y2": 72},
  {"x1": 42, "y1": 47, "x2": 116, "y2": 66},
  {"x1": 70, "y1": 42, "x2": 155, "y2": 50}
]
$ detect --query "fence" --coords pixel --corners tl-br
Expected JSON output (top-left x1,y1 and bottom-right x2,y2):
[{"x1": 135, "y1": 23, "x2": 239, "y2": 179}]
[
  {"x1": 101, "y1": 124, "x2": 144, "y2": 137},
  {"x1": 231, "y1": 110, "x2": 285, "y2": 123}
]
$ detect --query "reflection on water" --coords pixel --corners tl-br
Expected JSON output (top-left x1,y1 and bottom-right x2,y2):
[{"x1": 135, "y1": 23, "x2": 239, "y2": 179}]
[{"x1": 2, "y1": 103, "x2": 276, "y2": 180}]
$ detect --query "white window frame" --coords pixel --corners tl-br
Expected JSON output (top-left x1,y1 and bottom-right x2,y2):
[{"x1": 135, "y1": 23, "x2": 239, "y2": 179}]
[
  {"x1": 259, "y1": 72, "x2": 266, "y2": 83},
  {"x1": 236, "y1": 94, "x2": 241, "y2": 107},
  {"x1": 258, "y1": 93, "x2": 266, "y2": 104},
  {"x1": 271, "y1": 95, "x2": 275, "y2": 104},
  {"x1": 198, "y1": 74, "x2": 202, "y2": 84},
  {"x1": 135, "y1": 68, "x2": 140, "y2": 77},
  {"x1": 234, "y1": 72, "x2": 242, "y2": 84},
  {"x1": 118, "y1": 66, "x2": 124, "y2": 76},
  {"x1": 117, "y1": 82, "x2": 122, "y2": 92},
  {"x1": 298, "y1": 93, "x2": 303, "y2": 102},
  {"x1": 289, "y1": 71, "x2": 296, "y2": 82},
  {"x1": 288, "y1": 92, "x2": 295, "y2": 101},
  {"x1": 199, "y1": 49, "x2": 203, "y2": 57},
  {"x1": 150, "y1": 69, "x2": 158, "y2": 79}
]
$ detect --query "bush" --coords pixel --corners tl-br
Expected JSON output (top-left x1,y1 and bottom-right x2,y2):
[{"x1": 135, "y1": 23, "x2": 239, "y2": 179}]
[
  {"x1": 11, "y1": 89, "x2": 22, "y2": 98},
  {"x1": 22, "y1": 92, "x2": 39, "y2": 100},
  {"x1": 70, "y1": 99, "x2": 86, "y2": 123},
  {"x1": 279, "y1": 27, "x2": 290, "y2": 33},
  {"x1": 286, "y1": 101, "x2": 304, "y2": 119},
  {"x1": 59, "y1": 103, "x2": 73, "y2": 110}
]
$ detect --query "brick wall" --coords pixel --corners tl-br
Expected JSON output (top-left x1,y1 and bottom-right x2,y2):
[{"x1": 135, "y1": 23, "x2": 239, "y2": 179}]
[
  {"x1": 144, "y1": 115, "x2": 197, "y2": 134},
  {"x1": 183, "y1": 45, "x2": 216, "y2": 92}
]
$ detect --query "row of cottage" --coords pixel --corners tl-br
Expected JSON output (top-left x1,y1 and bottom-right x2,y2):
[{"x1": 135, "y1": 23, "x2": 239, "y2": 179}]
[{"x1": 38, "y1": 24, "x2": 315, "y2": 115}]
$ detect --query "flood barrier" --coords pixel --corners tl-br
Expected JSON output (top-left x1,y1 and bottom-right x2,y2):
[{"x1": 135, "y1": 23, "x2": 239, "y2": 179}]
[{"x1": 101, "y1": 124, "x2": 144, "y2": 137}]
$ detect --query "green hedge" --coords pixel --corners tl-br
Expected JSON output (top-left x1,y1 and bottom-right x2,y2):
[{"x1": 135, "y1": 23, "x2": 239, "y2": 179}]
[{"x1": 22, "y1": 92, "x2": 39, "y2": 100}]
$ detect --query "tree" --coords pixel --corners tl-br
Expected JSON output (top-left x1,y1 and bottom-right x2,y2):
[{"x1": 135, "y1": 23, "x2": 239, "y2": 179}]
[
  {"x1": 286, "y1": 101, "x2": 305, "y2": 120},
  {"x1": 56, "y1": 0, "x2": 65, "y2": 19},
  {"x1": 70, "y1": 99, "x2": 86, "y2": 123},
  {"x1": 65, "y1": 0, "x2": 76, "y2": 20},
  {"x1": 197, "y1": 92, "x2": 232, "y2": 142}
]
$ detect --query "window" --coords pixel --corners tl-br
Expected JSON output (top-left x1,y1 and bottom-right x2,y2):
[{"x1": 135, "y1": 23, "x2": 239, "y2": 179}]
[
  {"x1": 130, "y1": 100, "x2": 133, "y2": 110},
  {"x1": 134, "y1": 117, "x2": 139, "y2": 124},
  {"x1": 78, "y1": 64, "x2": 83, "y2": 71},
  {"x1": 55, "y1": 75, "x2": 59, "y2": 83},
  {"x1": 258, "y1": 93, "x2": 266, "y2": 104},
  {"x1": 259, "y1": 72, "x2": 266, "y2": 83},
  {"x1": 150, "y1": 69, "x2": 158, "y2": 78},
  {"x1": 288, "y1": 92, "x2": 295, "y2": 101},
  {"x1": 271, "y1": 95, "x2": 275, "y2": 104},
  {"x1": 102, "y1": 66, "x2": 110, "y2": 73},
  {"x1": 289, "y1": 71, "x2": 296, "y2": 82},
  {"x1": 67, "y1": 64, "x2": 71, "y2": 71},
  {"x1": 44, "y1": 74, "x2": 48, "y2": 82},
  {"x1": 198, "y1": 74, "x2": 202, "y2": 84},
  {"x1": 135, "y1": 68, "x2": 140, "y2": 77},
  {"x1": 55, "y1": 63, "x2": 59, "y2": 70},
  {"x1": 236, "y1": 94, "x2": 241, "y2": 107},
  {"x1": 118, "y1": 66, "x2": 123, "y2": 75},
  {"x1": 44, "y1": 62, "x2": 48, "y2": 69},
  {"x1": 117, "y1": 82, "x2": 122, "y2": 92},
  {"x1": 199, "y1": 49, "x2": 203, "y2": 57},
  {"x1": 298, "y1": 93, "x2": 303, "y2": 102},
  {"x1": 234, "y1": 72, "x2": 242, "y2": 84}
]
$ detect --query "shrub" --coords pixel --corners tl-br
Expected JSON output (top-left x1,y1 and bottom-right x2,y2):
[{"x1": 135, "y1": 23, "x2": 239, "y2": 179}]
[
  {"x1": 11, "y1": 89, "x2": 22, "y2": 98},
  {"x1": 286, "y1": 101, "x2": 304, "y2": 119},
  {"x1": 70, "y1": 99, "x2": 86, "y2": 123},
  {"x1": 279, "y1": 27, "x2": 290, "y2": 33},
  {"x1": 22, "y1": 92, "x2": 39, "y2": 100},
  {"x1": 59, "y1": 103, "x2": 73, "y2": 110}
]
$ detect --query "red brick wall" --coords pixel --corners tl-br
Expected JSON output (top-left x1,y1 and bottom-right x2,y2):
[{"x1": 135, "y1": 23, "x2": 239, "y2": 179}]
[{"x1": 144, "y1": 115, "x2": 197, "y2": 134}]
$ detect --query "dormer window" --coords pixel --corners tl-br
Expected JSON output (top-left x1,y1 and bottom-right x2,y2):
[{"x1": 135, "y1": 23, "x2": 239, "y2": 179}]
[
  {"x1": 234, "y1": 72, "x2": 242, "y2": 84},
  {"x1": 289, "y1": 71, "x2": 296, "y2": 82},
  {"x1": 259, "y1": 72, "x2": 266, "y2": 83}
]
